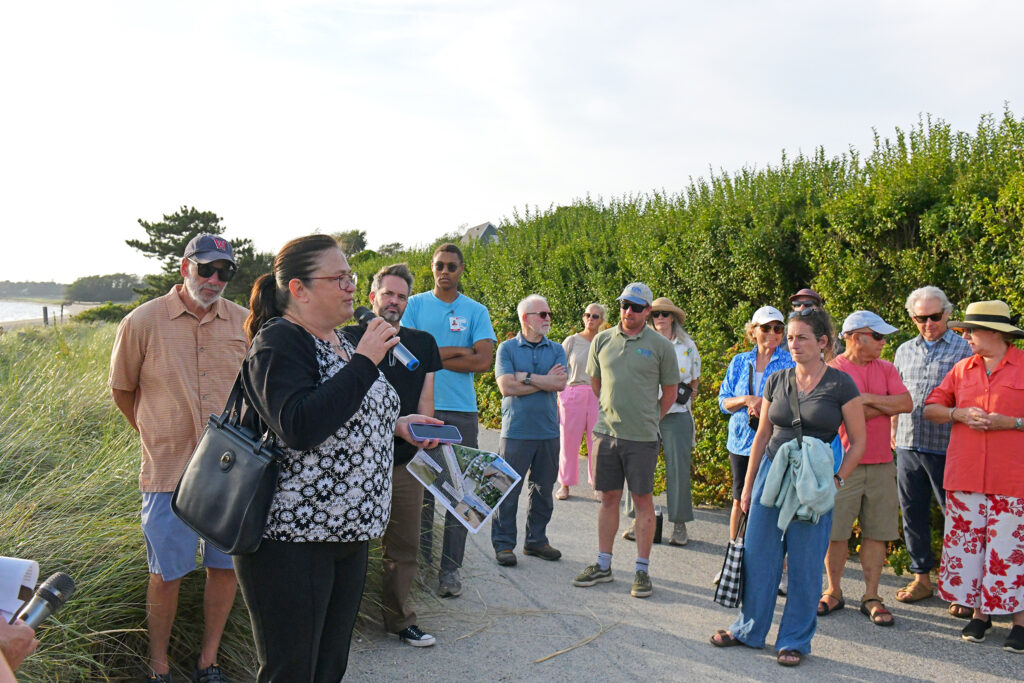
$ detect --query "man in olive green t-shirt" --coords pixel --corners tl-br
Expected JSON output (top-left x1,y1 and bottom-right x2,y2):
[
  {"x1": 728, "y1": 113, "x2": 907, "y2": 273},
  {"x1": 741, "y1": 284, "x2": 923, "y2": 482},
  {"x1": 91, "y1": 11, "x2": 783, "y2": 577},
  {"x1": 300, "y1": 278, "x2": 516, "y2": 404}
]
[{"x1": 572, "y1": 282, "x2": 679, "y2": 598}]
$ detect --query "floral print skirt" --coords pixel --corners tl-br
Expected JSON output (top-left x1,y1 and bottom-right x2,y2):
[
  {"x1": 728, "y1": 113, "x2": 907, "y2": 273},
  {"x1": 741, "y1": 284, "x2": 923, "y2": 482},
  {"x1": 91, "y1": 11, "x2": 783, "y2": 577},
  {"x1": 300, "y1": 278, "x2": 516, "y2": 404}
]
[{"x1": 938, "y1": 490, "x2": 1024, "y2": 615}]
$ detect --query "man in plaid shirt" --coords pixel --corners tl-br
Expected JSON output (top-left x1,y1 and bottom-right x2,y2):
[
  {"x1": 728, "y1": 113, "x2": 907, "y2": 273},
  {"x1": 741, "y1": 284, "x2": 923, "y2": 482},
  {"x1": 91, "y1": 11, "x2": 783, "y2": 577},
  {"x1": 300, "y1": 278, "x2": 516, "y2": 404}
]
[{"x1": 890, "y1": 286, "x2": 971, "y2": 612}]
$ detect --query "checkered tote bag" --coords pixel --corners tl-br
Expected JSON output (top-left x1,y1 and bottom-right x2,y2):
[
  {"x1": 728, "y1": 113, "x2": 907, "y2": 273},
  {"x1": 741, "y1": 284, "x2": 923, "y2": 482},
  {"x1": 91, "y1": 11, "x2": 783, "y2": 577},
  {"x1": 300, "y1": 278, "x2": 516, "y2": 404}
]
[{"x1": 713, "y1": 512, "x2": 747, "y2": 608}]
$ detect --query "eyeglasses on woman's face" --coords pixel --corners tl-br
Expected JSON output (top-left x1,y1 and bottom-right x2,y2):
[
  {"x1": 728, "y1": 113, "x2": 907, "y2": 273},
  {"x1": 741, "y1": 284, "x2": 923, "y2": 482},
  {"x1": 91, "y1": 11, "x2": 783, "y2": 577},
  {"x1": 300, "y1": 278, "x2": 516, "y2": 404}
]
[
  {"x1": 651, "y1": 311, "x2": 673, "y2": 319},
  {"x1": 759, "y1": 322, "x2": 784, "y2": 334},
  {"x1": 584, "y1": 312, "x2": 602, "y2": 319},
  {"x1": 307, "y1": 271, "x2": 358, "y2": 290}
]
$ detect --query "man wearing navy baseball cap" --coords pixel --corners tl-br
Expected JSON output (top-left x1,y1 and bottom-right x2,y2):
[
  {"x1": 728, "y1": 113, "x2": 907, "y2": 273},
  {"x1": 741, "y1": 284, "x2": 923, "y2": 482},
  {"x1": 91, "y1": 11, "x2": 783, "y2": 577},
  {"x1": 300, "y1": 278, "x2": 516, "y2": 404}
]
[
  {"x1": 572, "y1": 282, "x2": 680, "y2": 599},
  {"x1": 109, "y1": 233, "x2": 247, "y2": 682}
]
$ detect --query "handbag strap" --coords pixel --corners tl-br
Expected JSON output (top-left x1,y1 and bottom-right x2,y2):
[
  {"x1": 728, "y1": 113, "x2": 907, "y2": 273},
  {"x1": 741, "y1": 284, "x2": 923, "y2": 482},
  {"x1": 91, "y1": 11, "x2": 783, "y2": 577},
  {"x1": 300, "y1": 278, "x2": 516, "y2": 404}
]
[
  {"x1": 748, "y1": 361, "x2": 755, "y2": 395},
  {"x1": 735, "y1": 511, "x2": 748, "y2": 541},
  {"x1": 215, "y1": 368, "x2": 281, "y2": 455},
  {"x1": 788, "y1": 368, "x2": 803, "y2": 447}
]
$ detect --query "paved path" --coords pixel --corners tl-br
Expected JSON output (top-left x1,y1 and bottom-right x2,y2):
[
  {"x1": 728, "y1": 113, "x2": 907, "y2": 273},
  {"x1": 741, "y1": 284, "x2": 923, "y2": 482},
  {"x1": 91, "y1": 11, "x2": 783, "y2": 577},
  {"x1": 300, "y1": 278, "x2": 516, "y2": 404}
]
[{"x1": 348, "y1": 427, "x2": 1020, "y2": 681}]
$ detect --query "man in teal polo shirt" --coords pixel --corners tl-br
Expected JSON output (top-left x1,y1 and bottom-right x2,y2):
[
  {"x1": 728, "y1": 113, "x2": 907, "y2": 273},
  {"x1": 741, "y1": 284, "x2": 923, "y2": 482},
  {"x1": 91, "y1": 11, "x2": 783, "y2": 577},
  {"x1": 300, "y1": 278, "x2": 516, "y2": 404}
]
[
  {"x1": 572, "y1": 282, "x2": 679, "y2": 598},
  {"x1": 492, "y1": 294, "x2": 567, "y2": 567}
]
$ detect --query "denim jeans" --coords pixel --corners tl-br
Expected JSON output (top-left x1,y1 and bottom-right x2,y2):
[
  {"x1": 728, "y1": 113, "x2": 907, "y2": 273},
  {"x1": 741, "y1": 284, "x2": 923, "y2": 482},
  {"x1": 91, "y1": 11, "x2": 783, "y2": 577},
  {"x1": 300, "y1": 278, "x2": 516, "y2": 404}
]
[
  {"x1": 895, "y1": 447, "x2": 946, "y2": 575},
  {"x1": 729, "y1": 458, "x2": 833, "y2": 654},
  {"x1": 491, "y1": 437, "x2": 559, "y2": 551}
]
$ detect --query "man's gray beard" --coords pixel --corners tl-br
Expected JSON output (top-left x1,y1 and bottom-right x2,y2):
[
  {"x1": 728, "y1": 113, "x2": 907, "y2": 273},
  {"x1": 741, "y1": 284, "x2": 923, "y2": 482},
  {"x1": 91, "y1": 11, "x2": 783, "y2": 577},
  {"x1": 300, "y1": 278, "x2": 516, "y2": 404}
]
[
  {"x1": 379, "y1": 309, "x2": 401, "y2": 323},
  {"x1": 184, "y1": 277, "x2": 221, "y2": 308}
]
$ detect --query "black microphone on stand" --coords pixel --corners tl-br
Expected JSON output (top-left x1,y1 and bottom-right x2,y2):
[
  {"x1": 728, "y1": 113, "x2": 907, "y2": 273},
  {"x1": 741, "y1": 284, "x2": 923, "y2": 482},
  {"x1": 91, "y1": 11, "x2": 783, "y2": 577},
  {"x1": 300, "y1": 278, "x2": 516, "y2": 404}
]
[
  {"x1": 353, "y1": 306, "x2": 420, "y2": 371},
  {"x1": 13, "y1": 572, "x2": 76, "y2": 629}
]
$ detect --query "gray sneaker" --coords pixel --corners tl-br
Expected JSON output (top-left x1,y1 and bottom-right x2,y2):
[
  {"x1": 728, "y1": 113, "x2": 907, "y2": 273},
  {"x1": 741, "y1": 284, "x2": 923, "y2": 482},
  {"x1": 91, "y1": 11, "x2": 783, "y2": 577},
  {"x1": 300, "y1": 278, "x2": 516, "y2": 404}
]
[
  {"x1": 572, "y1": 563, "x2": 613, "y2": 587},
  {"x1": 438, "y1": 569, "x2": 462, "y2": 598},
  {"x1": 631, "y1": 570, "x2": 653, "y2": 598},
  {"x1": 668, "y1": 522, "x2": 688, "y2": 546}
]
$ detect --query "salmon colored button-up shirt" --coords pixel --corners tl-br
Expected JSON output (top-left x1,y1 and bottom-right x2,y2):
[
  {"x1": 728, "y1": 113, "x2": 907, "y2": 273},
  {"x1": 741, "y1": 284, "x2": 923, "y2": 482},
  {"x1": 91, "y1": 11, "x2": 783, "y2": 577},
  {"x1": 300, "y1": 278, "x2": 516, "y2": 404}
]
[
  {"x1": 108, "y1": 286, "x2": 248, "y2": 492},
  {"x1": 925, "y1": 344, "x2": 1024, "y2": 498}
]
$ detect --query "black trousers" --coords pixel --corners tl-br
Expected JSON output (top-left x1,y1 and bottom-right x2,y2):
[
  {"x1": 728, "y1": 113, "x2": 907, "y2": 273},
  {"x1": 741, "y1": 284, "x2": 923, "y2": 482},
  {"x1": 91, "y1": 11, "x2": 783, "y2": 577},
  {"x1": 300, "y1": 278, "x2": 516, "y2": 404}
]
[{"x1": 234, "y1": 539, "x2": 369, "y2": 682}]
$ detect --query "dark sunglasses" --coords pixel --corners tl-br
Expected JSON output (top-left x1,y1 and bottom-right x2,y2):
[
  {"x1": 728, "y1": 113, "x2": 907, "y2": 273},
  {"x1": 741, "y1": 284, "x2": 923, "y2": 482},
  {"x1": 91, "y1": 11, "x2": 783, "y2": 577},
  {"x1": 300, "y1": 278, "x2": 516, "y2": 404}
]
[
  {"x1": 433, "y1": 262, "x2": 460, "y2": 272},
  {"x1": 651, "y1": 311, "x2": 673, "y2": 318},
  {"x1": 190, "y1": 259, "x2": 236, "y2": 282},
  {"x1": 527, "y1": 311, "x2": 552, "y2": 319},
  {"x1": 912, "y1": 312, "x2": 944, "y2": 323},
  {"x1": 858, "y1": 331, "x2": 886, "y2": 341},
  {"x1": 584, "y1": 312, "x2": 603, "y2": 319},
  {"x1": 620, "y1": 301, "x2": 648, "y2": 314},
  {"x1": 760, "y1": 322, "x2": 785, "y2": 334}
]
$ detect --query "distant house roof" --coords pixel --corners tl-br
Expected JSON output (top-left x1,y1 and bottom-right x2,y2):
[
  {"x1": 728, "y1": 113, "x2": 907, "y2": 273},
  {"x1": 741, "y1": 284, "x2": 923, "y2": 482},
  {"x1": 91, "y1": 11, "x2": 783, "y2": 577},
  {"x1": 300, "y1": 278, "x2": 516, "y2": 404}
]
[{"x1": 461, "y1": 222, "x2": 501, "y2": 245}]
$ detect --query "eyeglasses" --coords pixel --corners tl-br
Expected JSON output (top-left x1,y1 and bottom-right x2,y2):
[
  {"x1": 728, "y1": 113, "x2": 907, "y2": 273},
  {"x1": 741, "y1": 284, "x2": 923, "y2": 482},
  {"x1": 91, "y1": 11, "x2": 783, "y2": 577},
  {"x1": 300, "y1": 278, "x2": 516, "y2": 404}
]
[
  {"x1": 433, "y1": 262, "x2": 461, "y2": 273},
  {"x1": 527, "y1": 311, "x2": 552, "y2": 319},
  {"x1": 651, "y1": 311, "x2": 673, "y2": 319},
  {"x1": 584, "y1": 313, "x2": 603, "y2": 319},
  {"x1": 307, "y1": 272, "x2": 358, "y2": 289},
  {"x1": 791, "y1": 300, "x2": 818, "y2": 310},
  {"x1": 189, "y1": 259, "x2": 236, "y2": 282},
  {"x1": 620, "y1": 301, "x2": 648, "y2": 314},
  {"x1": 857, "y1": 331, "x2": 886, "y2": 341},
  {"x1": 912, "y1": 312, "x2": 944, "y2": 323},
  {"x1": 760, "y1": 323, "x2": 785, "y2": 334}
]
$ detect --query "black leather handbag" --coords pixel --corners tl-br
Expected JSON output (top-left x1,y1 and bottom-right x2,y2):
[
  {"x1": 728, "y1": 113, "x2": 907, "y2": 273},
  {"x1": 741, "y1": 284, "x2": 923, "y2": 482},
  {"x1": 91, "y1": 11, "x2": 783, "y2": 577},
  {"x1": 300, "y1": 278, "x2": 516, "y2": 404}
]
[{"x1": 171, "y1": 373, "x2": 281, "y2": 555}]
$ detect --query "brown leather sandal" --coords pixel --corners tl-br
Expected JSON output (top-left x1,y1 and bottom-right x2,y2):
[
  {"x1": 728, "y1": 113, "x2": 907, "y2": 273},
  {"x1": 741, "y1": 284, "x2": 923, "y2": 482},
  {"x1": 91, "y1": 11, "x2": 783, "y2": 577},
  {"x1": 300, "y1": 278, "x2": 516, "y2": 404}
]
[
  {"x1": 860, "y1": 595, "x2": 894, "y2": 626},
  {"x1": 817, "y1": 589, "x2": 845, "y2": 616}
]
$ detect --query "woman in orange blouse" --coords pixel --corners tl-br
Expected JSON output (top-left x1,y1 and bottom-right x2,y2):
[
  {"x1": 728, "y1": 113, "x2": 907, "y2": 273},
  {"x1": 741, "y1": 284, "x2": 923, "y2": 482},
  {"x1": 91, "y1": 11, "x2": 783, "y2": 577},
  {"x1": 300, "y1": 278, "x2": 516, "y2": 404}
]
[{"x1": 924, "y1": 300, "x2": 1024, "y2": 653}]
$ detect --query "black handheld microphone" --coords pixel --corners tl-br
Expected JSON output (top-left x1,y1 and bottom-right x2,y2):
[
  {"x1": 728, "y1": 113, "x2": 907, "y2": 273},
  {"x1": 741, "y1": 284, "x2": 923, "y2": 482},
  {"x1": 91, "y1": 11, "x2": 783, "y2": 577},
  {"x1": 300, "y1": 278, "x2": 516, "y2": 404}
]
[
  {"x1": 354, "y1": 306, "x2": 420, "y2": 371},
  {"x1": 14, "y1": 572, "x2": 76, "y2": 629}
]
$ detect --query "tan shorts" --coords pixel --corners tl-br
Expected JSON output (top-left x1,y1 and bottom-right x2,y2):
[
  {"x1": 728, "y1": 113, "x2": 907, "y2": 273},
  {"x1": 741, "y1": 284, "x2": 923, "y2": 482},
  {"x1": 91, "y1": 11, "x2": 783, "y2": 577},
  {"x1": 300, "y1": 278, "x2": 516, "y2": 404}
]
[
  {"x1": 593, "y1": 434, "x2": 659, "y2": 495},
  {"x1": 830, "y1": 460, "x2": 900, "y2": 542}
]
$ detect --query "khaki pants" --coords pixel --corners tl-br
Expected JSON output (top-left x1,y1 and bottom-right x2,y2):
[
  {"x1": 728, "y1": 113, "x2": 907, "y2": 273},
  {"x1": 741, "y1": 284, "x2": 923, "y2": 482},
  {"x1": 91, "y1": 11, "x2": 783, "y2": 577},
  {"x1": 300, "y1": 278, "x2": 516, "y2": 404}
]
[{"x1": 382, "y1": 465, "x2": 425, "y2": 632}]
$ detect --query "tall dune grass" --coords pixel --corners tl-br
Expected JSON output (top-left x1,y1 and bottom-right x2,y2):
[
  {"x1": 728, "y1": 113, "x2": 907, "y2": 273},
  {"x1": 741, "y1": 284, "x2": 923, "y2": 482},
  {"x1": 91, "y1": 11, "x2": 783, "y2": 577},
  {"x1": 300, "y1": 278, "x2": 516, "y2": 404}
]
[{"x1": 0, "y1": 323, "x2": 261, "y2": 681}]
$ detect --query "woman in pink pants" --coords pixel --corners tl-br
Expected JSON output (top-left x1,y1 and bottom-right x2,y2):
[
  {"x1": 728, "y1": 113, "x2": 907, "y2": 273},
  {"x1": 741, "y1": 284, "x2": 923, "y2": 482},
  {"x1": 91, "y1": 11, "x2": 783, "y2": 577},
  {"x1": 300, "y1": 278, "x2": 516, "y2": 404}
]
[{"x1": 556, "y1": 303, "x2": 605, "y2": 499}]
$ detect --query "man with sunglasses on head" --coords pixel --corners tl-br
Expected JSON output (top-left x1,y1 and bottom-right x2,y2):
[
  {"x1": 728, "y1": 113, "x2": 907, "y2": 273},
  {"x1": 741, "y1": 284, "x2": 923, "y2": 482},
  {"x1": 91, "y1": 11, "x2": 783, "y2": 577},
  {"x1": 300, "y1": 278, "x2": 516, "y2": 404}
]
[
  {"x1": 572, "y1": 283, "x2": 679, "y2": 598},
  {"x1": 491, "y1": 295, "x2": 567, "y2": 567},
  {"x1": 109, "y1": 234, "x2": 248, "y2": 683},
  {"x1": 402, "y1": 243, "x2": 496, "y2": 598},
  {"x1": 820, "y1": 311, "x2": 912, "y2": 628},
  {"x1": 890, "y1": 287, "x2": 971, "y2": 615}
]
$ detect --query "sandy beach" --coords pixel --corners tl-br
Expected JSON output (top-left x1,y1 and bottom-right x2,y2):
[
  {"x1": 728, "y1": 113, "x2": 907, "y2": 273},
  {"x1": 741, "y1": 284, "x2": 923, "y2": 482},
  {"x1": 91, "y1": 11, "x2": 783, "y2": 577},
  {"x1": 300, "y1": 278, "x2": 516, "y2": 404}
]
[{"x1": 0, "y1": 303, "x2": 100, "y2": 331}]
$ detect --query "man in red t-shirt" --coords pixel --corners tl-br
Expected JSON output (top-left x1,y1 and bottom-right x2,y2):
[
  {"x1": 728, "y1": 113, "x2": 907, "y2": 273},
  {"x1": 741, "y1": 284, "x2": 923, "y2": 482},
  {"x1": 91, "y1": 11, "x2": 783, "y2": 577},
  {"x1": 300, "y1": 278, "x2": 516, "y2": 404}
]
[{"x1": 819, "y1": 311, "x2": 912, "y2": 627}]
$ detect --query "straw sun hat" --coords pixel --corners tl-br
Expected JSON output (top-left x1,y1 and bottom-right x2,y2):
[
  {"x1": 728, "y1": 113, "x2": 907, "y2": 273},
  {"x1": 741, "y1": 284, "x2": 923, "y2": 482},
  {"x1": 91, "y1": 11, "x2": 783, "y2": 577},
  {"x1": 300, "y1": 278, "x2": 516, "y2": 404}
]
[{"x1": 948, "y1": 300, "x2": 1024, "y2": 338}]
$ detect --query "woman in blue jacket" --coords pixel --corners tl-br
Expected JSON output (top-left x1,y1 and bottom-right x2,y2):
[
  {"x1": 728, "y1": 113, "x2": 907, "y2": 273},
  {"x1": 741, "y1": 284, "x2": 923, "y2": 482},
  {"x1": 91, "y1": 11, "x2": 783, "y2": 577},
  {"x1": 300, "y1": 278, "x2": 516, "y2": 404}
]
[{"x1": 717, "y1": 306, "x2": 794, "y2": 543}]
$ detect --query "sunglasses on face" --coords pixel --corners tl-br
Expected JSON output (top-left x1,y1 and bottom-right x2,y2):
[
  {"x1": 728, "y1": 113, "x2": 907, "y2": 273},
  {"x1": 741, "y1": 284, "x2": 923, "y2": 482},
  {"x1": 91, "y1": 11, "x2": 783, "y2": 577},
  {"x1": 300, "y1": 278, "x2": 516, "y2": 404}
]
[
  {"x1": 857, "y1": 331, "x2": 886, "y2": 341},
  {"x1": 760, "y1": 322, "x2": 785, "y2": 334},
  {"x1": 190, "y1": 259, "x2": 236, "y2": 282},
  {"x1": 912, "y1": 312, "x2": 944, "y2": 323},
  {"x1": 527, "y1": 311, "x2": 552, "y2": 319},
  {"x1": 791, "y1": 301, "x2": 818, "y2": 309},
  {"x1": 651, "y1": 310, "x2": 674, "y2": 319},
  {"x1": 620, "y1": 301, "x2": 648, "y2": 314},
  {"x1": 433, "y1": 262, "x2": 460, "y2": 273},
  {"x1": 584, "y1": 312, "x2": 602, "y2": 319}
]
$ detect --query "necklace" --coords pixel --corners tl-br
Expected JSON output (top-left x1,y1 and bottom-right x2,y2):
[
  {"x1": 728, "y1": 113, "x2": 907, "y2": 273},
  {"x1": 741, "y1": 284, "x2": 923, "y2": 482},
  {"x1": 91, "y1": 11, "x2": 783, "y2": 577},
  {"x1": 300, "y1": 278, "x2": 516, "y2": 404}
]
[{"x1": 796, "y1": 362, "x2": 826, "y2": 394}]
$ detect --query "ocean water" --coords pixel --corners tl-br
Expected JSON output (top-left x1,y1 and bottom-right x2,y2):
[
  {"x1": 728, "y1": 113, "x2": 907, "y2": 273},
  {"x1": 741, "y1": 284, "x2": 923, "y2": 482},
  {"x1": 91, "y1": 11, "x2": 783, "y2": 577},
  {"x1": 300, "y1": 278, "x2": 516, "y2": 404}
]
[{"x1": 0, "y1": 300, "x2": 54, "y2": 323}]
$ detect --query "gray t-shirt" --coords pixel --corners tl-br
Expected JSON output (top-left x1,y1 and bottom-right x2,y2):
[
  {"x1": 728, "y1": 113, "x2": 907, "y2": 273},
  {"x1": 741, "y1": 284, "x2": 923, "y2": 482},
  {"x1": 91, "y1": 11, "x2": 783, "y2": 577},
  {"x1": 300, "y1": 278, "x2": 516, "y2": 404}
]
[{"x1": 764, "y1": 367, "x2": 860, "y2": 459}]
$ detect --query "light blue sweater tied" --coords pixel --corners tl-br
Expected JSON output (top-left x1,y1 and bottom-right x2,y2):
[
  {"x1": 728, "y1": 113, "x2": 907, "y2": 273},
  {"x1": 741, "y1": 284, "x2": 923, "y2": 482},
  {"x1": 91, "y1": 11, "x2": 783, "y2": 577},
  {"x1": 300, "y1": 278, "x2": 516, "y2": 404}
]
[{"x1": 759, "y1": 436, "x2": 836, "y2": 536}]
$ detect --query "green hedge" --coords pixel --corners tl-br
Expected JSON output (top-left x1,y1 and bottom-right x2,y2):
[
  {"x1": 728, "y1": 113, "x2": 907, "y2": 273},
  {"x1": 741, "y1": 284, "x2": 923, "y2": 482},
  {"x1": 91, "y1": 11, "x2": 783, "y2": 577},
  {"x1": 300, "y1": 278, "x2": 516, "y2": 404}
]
[{"x1": 350, "y1": 109, "x2": 1024, "y2": 516}]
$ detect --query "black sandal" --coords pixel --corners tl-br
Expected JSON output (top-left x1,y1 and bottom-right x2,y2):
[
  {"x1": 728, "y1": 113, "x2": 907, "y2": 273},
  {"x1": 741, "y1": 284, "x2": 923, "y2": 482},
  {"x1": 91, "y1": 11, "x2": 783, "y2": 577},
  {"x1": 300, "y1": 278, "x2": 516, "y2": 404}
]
[
  {"x1": 710, "y1": 630, "x2": 742, "y2": 647},
  {"x1": 777, "y1": 649, "x2": 803, "y2": 667}
]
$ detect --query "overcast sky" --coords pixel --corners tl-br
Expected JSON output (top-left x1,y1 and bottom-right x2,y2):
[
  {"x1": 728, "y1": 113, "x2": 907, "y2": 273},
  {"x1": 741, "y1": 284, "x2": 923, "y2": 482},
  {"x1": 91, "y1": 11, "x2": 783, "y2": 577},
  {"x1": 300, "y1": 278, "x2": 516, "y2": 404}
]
[{"x1": 2, "y1": 1, "x2": 1022, "y2": 283}]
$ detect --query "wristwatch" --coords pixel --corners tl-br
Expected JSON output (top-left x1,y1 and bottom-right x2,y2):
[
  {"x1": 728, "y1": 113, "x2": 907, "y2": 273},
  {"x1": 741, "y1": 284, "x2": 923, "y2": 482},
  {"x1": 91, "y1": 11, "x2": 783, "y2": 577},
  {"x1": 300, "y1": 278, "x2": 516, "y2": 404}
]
[
  {"x1": 523, "y1": 372, "x2": 532, "y2": 386},
  {"x1": 833, "y1": 474, "x2": 845, "y2": 487},
  {"x1": 1016, "y1": 417, "x2": 1023, "y2": 431}
]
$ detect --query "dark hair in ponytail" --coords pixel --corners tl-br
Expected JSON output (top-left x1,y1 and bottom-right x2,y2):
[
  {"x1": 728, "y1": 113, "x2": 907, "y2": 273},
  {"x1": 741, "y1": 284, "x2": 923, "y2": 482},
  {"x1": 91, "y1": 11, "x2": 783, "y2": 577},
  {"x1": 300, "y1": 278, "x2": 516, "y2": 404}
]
[
  {"x1": 245, "y1": 234, "x2": 340, "y2": 341},
  {"x1": 787, "y1": 308, "x2": 837, "y2": 361}
]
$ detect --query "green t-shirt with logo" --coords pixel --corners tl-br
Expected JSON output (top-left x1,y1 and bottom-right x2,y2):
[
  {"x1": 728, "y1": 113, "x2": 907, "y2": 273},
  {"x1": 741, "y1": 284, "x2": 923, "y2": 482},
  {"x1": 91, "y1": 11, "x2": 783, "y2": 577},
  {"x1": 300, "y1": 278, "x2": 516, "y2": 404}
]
[{"x1": 587, "y1": 325, "x2": 681, "y2": 442}]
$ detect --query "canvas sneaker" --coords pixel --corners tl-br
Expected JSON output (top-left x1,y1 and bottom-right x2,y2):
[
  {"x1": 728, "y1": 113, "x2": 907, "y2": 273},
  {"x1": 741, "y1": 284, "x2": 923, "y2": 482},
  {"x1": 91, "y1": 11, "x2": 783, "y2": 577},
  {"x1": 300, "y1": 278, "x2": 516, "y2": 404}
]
[
  {"x1": 572, "y1": 563, "x2": 613, "y2": 587},
  {"x1": 396, "y1": 625, "x2": 436, "y2": 648},
  {"x1": 193, "y1": 665, "x2": 226, "y2": 683},
  {"x1": 631, "y1": 570, "x2": 653, "y2": 598}
]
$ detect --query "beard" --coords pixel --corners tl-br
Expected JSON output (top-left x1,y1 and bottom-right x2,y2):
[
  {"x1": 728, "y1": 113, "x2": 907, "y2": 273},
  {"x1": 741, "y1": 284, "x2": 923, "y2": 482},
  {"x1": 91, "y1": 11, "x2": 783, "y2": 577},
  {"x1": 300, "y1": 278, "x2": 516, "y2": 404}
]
[
  {"x1": 184, "y1": 275, "x2": 222, "y2": 308},
  {"x1": 378, "y1": 306, "x2": 402, "y2": 323}
]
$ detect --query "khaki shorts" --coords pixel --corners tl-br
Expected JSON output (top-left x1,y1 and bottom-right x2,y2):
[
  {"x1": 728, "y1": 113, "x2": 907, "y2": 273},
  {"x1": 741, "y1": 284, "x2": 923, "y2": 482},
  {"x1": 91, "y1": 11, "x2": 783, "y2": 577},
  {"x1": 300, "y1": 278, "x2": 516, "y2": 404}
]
[
  {"x1": 593, "y1": 434, "x2": 659, "y2": 495},
  {"x1": 830, "y1": 460, "x2": 900, "y2": 542}
]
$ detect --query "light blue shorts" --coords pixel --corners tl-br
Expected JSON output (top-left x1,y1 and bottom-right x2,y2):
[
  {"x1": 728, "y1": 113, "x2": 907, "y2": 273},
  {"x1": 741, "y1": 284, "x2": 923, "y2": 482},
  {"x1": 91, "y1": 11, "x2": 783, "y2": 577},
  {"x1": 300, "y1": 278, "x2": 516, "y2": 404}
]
[{"x1": 141, "y1": 492, "x2": 234, "y2": 581}]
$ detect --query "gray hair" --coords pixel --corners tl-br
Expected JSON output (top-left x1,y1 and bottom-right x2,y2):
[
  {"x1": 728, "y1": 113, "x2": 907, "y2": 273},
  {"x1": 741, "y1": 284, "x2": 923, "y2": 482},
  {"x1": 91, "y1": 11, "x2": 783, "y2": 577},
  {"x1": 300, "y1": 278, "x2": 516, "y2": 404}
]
[
  {"x1": 371, "y1": 263, "x2": 414, "y2": 294},
  {"x1": 905, "y1": 286, "x2": 952, "y2": 316},
  {"x1": 585, "y1": 302, "x2": 606, "y2": 318},
  {"x1": 517, "y1": 294, "x2": 548, "y2": 318}
]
